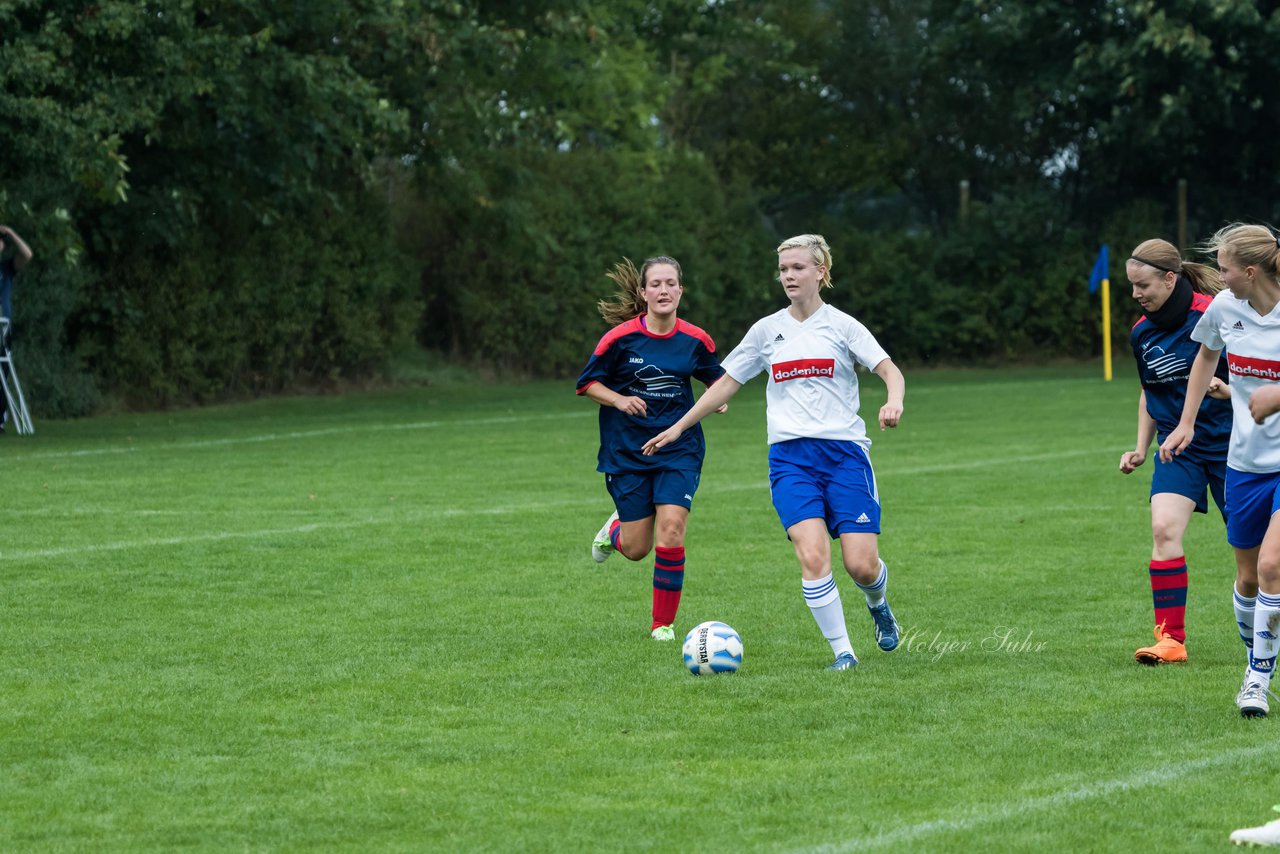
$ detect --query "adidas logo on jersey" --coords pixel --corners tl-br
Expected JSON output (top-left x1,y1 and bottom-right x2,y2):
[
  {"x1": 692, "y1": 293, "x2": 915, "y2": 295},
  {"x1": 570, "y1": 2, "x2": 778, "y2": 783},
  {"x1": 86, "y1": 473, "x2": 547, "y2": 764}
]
[
  {"x1": 855, "y1": 512, "x2": 871, "y2": 524},
  {"x1": 1234, "y1": 321, "x2": 1246, "y2": 330},
  {"x1": 774, "y1": 333, "x2": 785, "y2": 342}
]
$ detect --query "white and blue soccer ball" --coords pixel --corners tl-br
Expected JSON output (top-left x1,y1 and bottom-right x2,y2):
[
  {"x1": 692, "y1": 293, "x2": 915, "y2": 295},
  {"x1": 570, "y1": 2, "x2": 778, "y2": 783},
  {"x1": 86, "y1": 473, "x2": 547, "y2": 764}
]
[{"x1": 682, "y1": 621, "x2": 743, "y2": 675}]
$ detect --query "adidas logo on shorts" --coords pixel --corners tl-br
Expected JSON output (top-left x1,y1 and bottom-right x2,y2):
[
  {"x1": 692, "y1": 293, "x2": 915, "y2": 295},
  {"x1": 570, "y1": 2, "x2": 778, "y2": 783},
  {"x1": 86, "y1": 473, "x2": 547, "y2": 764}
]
[{"x1": 856, "y1": 512, "x2": 871, "y2": 524}]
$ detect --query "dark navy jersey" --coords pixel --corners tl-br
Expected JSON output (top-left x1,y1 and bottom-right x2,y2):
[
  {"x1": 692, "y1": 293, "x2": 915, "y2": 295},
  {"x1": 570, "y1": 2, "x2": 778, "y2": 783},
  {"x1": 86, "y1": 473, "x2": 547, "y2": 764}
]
[
  {"x1": 576, "y1": 314, "x2": 725, "y2": 474},
  {"x1": 1130, "y1": 291, "x2": 1231, "y2": 461}
]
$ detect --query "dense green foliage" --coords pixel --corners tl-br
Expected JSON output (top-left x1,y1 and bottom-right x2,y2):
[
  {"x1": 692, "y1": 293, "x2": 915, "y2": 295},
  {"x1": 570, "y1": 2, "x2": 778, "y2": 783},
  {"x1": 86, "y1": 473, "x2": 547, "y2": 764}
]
[
  {"x1": 2, "y1": 1, "x2": 1279, "y2": 411},
  {"x1": 3, "y1": 367, "x2": 1271, "y2": 849}
]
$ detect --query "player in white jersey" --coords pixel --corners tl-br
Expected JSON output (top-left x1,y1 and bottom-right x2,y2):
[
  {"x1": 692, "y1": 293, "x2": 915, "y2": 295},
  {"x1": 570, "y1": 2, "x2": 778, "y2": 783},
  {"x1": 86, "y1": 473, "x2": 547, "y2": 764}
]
[
  {"x1": 1160, "y1": 223, "x2": 1280, "y2": 720},
  {"x1": 642, "y1": 234, "x2": 906, "y2": 671}
]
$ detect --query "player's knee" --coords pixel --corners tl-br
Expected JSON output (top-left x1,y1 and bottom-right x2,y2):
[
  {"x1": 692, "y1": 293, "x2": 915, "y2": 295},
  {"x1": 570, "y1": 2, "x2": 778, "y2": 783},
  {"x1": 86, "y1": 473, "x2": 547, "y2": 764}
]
[
  {"x1": 792, "y1": 545, "x2": 828, "y2": 575},
  {"x1": 842, "y1": 553, "x2": 879, "y2": 581},
  {"x1": 655, "y1": 518, "x2": 686, "y2": 546},
  {"x1": 1150, "y1": 516, "x2": 1184, "y2": 551},
  {"x1": 1257, "y1": 557, "x2": 1280, "y2": 587}
]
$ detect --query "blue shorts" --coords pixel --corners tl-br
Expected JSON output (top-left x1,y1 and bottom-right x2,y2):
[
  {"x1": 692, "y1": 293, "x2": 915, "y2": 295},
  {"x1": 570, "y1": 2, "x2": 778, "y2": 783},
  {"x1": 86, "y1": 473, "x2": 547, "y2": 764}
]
[
  {"x1": 605, "y1": 469, "x2": 700, "y2": 522},
  {"x1": 1226, "y1": 468, "x2": 1280, "y2": 550},
  {"x1": 768, "y1": 438, "x2": 880, "y2": 538},
  {"x1": 1151, "y1": 453, "x2": 1226, "y2": 521}
]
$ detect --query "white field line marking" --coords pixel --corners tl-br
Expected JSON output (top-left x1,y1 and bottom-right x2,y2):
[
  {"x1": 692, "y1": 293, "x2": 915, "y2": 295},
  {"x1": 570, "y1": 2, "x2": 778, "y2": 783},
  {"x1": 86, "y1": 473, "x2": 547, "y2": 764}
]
[
  {"x1": 0, "y1": 447, "x2": 1107, "y2": 562},
  {"x1": 796, "y1": 742, "x2": 1275, "y2": 853},
  {"x1": 2, "y1": 520, "x2": 378, "y2": 561},
  {"x1": 14, "y1": 411, "x2": 595, "y2": 460}
]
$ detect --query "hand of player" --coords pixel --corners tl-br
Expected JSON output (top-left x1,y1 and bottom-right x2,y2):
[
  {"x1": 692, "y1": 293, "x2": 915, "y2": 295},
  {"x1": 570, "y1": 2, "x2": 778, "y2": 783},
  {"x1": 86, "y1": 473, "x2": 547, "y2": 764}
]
[
  {"x1": 1249, "y1": 385, "x2": 1280, "y2": 424},
  {"x1": 612, "y1": 395, "x2": 647, "y2": 417},
  {"x1": 714, "y1": 403, "x2": 728, "y2": 414},
  {"x1": 878, "y1": 402, "x2": 902, "y2": 430},
  {"x1": 1119, "y1": 450, "x2": 1145, "y2": 474},
  {"x1": 1207, "y1": 377, "x2": 1231, "y2": 400},
  {"x1": 1159, "y1": 424, "x2": 1193, "y2": 463},
  {"x1": 642, "y1": 426, "x2": 683, "y2": 456}
]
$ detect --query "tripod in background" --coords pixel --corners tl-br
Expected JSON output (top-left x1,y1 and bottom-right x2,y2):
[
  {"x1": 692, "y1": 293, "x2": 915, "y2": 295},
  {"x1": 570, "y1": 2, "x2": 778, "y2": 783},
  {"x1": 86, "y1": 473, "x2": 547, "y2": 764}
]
[{"x1": 0, "y1": 317, "x2": 34, "y2": 434}]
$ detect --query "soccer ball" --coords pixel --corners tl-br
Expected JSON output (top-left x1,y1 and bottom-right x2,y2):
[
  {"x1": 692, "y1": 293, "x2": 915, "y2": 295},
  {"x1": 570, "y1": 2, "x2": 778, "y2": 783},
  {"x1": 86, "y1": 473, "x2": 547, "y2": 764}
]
[{"x1": 682, "y1": 621, "x2": 743, "y2": 675}]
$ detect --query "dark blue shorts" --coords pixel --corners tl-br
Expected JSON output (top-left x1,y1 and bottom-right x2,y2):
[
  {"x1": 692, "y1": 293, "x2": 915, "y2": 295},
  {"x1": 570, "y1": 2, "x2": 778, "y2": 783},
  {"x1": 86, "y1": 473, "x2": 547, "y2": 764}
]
[
  {"x1": 1226, "y1": 468, "x2": 1280, "y2": 550},
  {"x1": 1151, "y1": 452, "x2": 1226, "y2": 521},
  {"x1": 605, "y1": 469, "x2": 700, "y2": 522},
  {"x1": 768, "y1": 438, "x2": 880, "y2": 538}
]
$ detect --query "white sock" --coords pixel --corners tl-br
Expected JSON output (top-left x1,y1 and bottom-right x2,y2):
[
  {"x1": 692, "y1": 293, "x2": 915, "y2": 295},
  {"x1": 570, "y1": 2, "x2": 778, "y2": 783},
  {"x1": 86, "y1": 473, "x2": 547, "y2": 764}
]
[
  {"x1": 1235, "y1": 586, "x2": 1257, "y2": 663},
  {"x1": 1249, "y1": 592, "x2": 1280, "y2": 688},
  {"x1": 803, "y1": 574, "x2": 853, "y2": 657},
  {"x1": 855, "y1": 559, "x2": 888, "y2": 607}
]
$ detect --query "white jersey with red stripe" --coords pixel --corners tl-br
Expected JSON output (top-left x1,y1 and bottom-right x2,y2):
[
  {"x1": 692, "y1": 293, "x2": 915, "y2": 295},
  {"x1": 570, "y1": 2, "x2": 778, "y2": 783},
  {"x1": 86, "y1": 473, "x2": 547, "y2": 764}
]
[
  {"x1": 1191, "y1": 289, "x2": 1280, "y2": 472},
  {"x1": 720, "y1": 303, "x2": 890, "y2": 446}
]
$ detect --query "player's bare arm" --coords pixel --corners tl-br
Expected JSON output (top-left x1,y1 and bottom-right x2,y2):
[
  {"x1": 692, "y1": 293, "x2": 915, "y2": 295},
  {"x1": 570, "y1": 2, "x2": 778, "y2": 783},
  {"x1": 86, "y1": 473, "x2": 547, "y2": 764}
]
[
  {"x1": 643, "y1": 377, "x2": 742, "y2": 455},
  {"x1": 1120, "y1": 390, "x2": 1155, "y2": 474},
  {"x1": 1249, "y1": 385, "x2": 1280, "y2": 425},
  {"x1": 873, "y1": 358, "x2": 904, "y2": 430},
  {"x1": 583, "y1": 382, "x2": 647, "y2": 418},
  {"x1": 706, "y1": 378, "x2": 729, "y2": 415},
  {"x1": 0, "y1": 225, "x2": 33, "y2": 271}
]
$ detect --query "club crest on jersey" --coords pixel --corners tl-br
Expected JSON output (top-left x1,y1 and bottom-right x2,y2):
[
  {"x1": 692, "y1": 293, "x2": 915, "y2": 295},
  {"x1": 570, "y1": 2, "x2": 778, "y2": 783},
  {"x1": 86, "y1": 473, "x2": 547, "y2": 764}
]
[
  {"x1": 772, "y1": 358, "x2": 835, "y2": 382},
  {"x1": 633, "y1": 364, "x2": 681, "y2": 390},
  {"x1": 1140, "y1": 344, "x2": 1187, "y2": 379}
]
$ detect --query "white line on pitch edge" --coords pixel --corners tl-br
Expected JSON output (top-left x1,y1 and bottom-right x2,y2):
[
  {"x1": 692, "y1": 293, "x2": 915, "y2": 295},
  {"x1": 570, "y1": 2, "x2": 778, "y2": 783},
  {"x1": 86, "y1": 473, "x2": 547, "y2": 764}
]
[
  {"x1": 12, "y1": 410, "x2": 595, "y2": 460},
  {"x1": 796, "y1": 742, "x2": 1275, "y2": 853},
  {"x1": 0, "y1": 520, "x2": 375, "y2": 561}
]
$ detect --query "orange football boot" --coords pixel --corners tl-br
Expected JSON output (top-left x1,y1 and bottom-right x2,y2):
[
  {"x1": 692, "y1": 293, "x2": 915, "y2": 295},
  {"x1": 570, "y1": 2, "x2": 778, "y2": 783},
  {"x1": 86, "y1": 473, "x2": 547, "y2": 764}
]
[{"x1": 1134, "y1": 621, "x2": 1187, "y2": 665}]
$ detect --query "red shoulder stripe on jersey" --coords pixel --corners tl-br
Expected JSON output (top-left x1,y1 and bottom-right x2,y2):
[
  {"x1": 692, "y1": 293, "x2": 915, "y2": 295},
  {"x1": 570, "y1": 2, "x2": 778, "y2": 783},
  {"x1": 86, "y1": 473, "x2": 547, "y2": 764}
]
[
  {"x1": 592, "y1": 317, "x2": 645, "y2": 356},
  {"x1": 1131, "y1": 314, "x2": 1148, "y2": 331},
  {"x1": 676, "y1": 318, "x2": 716, "y2": 352},
  {"x1": 576, "y1": 379, "x2": 600, "y2": 396}
]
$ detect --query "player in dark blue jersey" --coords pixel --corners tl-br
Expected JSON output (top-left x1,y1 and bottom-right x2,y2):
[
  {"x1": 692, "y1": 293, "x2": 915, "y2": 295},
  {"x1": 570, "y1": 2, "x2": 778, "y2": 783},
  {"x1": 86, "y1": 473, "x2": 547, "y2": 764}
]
[
  {"x1": 576, "y1": 256, "x2": 726, "y2": 641},
  {"x1": 1119, "y1": 238, "x2": 1232, "y2": 665}
]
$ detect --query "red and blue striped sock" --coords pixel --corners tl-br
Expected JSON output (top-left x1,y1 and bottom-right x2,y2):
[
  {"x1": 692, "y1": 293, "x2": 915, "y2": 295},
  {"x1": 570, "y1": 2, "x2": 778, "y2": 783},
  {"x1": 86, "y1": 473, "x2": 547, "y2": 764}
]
[
  {"x1": 1150, "y1": 557, "x2": 1188, "y2": 643},
  {"x1": 652, "y1": 545, "x2": 685, "y2": 629},
  {"x1": 609, "y1": 518, "x2": 623, "y2": 553}
]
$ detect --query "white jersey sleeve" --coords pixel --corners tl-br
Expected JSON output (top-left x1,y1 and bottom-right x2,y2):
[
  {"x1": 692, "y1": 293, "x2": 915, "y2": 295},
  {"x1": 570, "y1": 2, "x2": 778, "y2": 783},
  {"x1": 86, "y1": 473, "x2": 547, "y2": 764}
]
[
  {"x1": 721, "y1": 318, "x2": 771, "y2": 384},
  {"x1": 844, "y1": 314, "x2": 891, "y2": 372},
  {"x1": 1190, "y1": 291, "x2": 1227, "y2": 352}
]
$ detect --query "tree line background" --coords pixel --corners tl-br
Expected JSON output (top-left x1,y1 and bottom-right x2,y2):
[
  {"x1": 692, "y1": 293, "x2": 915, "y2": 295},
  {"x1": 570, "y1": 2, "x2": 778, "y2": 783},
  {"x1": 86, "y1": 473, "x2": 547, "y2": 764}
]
[{"x1": 3, "y1": 0, "x2": 1279, "y2": 415}]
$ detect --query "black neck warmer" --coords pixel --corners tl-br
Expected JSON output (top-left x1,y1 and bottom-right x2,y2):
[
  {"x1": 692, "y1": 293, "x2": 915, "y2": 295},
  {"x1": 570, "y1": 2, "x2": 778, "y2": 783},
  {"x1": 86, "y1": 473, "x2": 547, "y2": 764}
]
[{"x1": 1145, "y1": 275, "x2": 1194, "y2": 330}]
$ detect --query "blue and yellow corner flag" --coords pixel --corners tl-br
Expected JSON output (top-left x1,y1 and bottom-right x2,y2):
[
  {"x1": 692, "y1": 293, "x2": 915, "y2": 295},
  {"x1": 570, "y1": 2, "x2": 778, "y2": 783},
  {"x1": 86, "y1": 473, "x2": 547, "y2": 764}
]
[
  {"x1": 1089, "y1": 244, "x2": 1109, "y2": 294},
  {"x1": 1089, "y1": 244, "x2": 1112, "y2": 380}
]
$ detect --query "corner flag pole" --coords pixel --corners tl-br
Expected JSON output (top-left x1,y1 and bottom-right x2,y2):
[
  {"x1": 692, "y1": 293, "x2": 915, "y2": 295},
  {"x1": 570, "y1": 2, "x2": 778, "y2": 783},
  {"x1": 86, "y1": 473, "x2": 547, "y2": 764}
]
[
  {"x1": 1089, "y1": 245, "x2": 1112, "y2": 382},
  {"x1": 1102, "y1": 275, "x2": 1111, "y2": 381}
]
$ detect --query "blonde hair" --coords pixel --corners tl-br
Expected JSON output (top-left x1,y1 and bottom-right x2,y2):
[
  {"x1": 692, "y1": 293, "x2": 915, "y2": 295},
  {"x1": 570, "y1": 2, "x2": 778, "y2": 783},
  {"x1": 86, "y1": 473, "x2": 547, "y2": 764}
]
[
  {"x1": 597, "y1": 256, "x2": 683, "y2": 326},
  {"x1": 776, "y1": 234, "x2": 833, "y2": 289},
  {"x1": 1202, "y1": 223, "x2": 1280, "y2": 280},
  {"x1": 1128, "y1": 238, "x2": 1222, "y2": 296}
]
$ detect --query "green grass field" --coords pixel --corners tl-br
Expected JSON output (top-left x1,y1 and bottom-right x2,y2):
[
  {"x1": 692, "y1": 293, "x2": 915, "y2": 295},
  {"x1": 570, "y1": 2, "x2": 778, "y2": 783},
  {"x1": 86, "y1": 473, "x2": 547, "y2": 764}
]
[{"x1": 3, "y1": 363, "x2": 1275, "y2": 852}]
